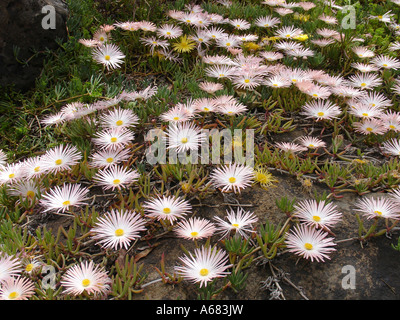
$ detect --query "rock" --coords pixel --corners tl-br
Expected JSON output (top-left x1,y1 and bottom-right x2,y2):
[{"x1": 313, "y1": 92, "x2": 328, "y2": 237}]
[{"x1": 0, "y1": 0, "x2": 68, "y2": 91}]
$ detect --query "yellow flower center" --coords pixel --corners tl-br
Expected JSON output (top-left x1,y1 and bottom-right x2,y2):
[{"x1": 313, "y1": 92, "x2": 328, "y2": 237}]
[
  {"x1": 25, "y1": 264, "x2": 34, "y2": 272},
  {"x1": 190, "y1": 231, "x2": 199, "y2": 237},
  {"x1": 378, "y1": 15, "x2": 383, "y2": 19},
  {"x1": 198, "y1": 38, "x2": 203, "y2": 42},
  {"x1": 312, "y1": 94, "x2": 319, "y2": 97},
  {"x1": 308, "y1": 144, "x2": 315, "y2": 148},
  {"x1": 360, "y1": 83, "x2": 367, "y2": 87},
  {"x1": 389, "y1": 125, "x2": 396, "y2": 129},
  {"x1": 383, "y1": 64, "x2": 388, "y2": 67},
  {"x1": 199, "y1": 268, "x2": 209, "y2": 276},
  {"x1": 8, "y1": 292, "x2": 19, "y2": 300},
  {"x1": 244, "y1": 79, "x2": 250, "y2": 83},
  {"x1": 226, "y1": 42, "x2": 231, "y2": 46},
  {"x1": 312, "y1": 215, "x2": 321, "y2": 222},
  {"x1": 362, "y1": 113, "x2": 369, "y2": 117},
  {"x1": 163, "y1": 207, "x2": 171, "y2": 214},
  {"x1": 111, "y1": 137, "x2": 118, "y2": 143},
  {"x1": 232, "y1": 223, "x2": 240, "y2": 228},
  {"x1": 317, "y1": 112, "x2": 325, "y2": 117},
  {"x1": 286, "y1": 34, "x2": 291, "y2": 38},
  {"x1": 62, "y1": 200, "x2": 71, "y2": 206},
  {"x1": 113, "y1": 179, "x2": 121, "y2": 185},
  {"x1": 229, "y1": 177, "x2": 237, "y2": 183},
  {"x1": 34, "y1": 166, "x2": 40, "y2": 172},
  {"x1": 173, "y1": 116, "x2": 180, "y2": 121},
  {"x1": 26, "y1": 190, "x2": 35, "y2": 198},
  {"x1": 219, "y1": 74, "x2": 225, "y2": 77},
  {"x1": 115, "y1": 228, "x2": 124, "y2": 237},
  {"x1": 116, "y1": 120, "x2": 123, "y2": 126},
  {"x1": 304, "y1": 243, "x2": 313, "y2": 250},
  {"x1": 82, "y1": 279, "x2": 91, "y2": 287},
  {"x1": 8, "y1": 173, "x2": 15, "y2": 179},
  {"x1": 292, "y1": 79, "x2": 297, "y2": 82},
  {"x1": 106, "y1": 157, "x2": 114, "y2": 163},
  {"x1": 55, "y1": 159, "x2": 62, "y2": 165},
  {"x1": 166, "y1": 32, "x2": 171, "y2": 35},
  {"x1": 366, "y1": 127, "x2": 373, "y2": 132},
  {"x1": 374, "y1": 210, "x2": 383, "y2": 216},
  {"x1": 203, "y1": 107, "x2": 209, "y2": 111},
  {"x1": 181, "y1": 137, "x2": 188, "y2": 144},
  {"x1": 273, "y1": 83, "x2": 278, "y2": 87},
  {"x1": 99, "y1": 37, "x2": 105, "y2": 41},
  {"x1": 104, "y1": 55, "x2": 111, "y2": 61}
]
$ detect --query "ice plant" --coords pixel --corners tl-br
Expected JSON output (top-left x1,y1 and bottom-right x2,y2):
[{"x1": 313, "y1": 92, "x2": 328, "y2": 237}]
[
  {"x1": 210, "y1": 163, "x2": 254, "y2": 193},
  {"x1": 174, "y1": 245, "x2": 232, "y2": 287},
  {"x1": 354, "y1": 196, "x2": 400, "y2": 220},
  {"x1": 61, "y1": 261, "x2": 111, "y2": 296},
  {"x1": 92, "y1": 44, "x2": 126, "y2": 70},
  {"x1": 298, "y1": 136, "x2": 326, "y2": 150},
  {"x1": 99, "y1": 107, "x2": 139, "y2": 129},
  {"x1": 300, "y1": 100, "x2": 341, "y2": 121},
  {"x1": 253, "y1": 166, "x2": 277, "y2": 190},
  {"x1": 143, "y1": 195, "x2": 192, "y2": 223},
  {"x1": 91, "y1": 209, "x2": 147, "y2": 250},
  {"x1": 41, "y1": 144, "x2": 82, "y2": 174},
  {"x1": 0, "y1": 253, "x2": 22, "y2": 282},
  {"x1": 293, "y1": 200, "x2": 342, "y2": 231},
  {"x1": 92, "y1": 127, "x2": 135, "y2": 150},
  {"x1": 165, "y1": 121, "x2": 206, "y2": 153},
  {"x1": 93, "y1": 165, "x2": 140, "y2": 191},
  {"x1": 285, "y1": 224, "x2": 337, "y2": 262},
  {"x1": 89, "y1": 148, "x2": 131, "y2": 168},
  {"x1": 0, "y1": 277, "x2": 35, "y2": 300},
  {"x1": 174, "y1": 217, "x2": 216, "y2": 240},
  {"x1": 213, "y1": 207, "x2": 258, "y2": 239},
  {"x1": 381, "y1": 139, "x2": 400, "y2": 156},
  {"x1": 40, "y1": 183, "x2": 89, "y2": 213}
]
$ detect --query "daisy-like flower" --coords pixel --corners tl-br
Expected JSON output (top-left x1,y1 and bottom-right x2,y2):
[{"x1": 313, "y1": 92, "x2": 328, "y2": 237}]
[
  {"x1": 294, "y1": 200, "x2": 342, "y2": 231},
  {"x1": 275, "y1": 142, "x2": 307, "y2": 154},
  {"x1": 348, "y1": 103, "x2": 384, "y2": 119},
  {"x1": 319, "y1": 13, "x2": 338, "y2": 25},
  {"x1": 285, "y1": 224, "x2": 336, "y2": 262},
  {"x1": 389, "y1": 41, "x2": 400, "y2": 52},
  {"x1": 216, "y1": 35, "x2": 242, "y2": 50},
  {"x1": 229, "y1": 18, "x2": 251, "y2": 30},
  {"x1": 140, "y1": 36, "x2": 170, "y2": 54},
  {"x1": 190, "y1": 30, "x2": 212, "y2": 47},
  {"x1": 285, "y1": 47, "x2": 315, "y2": 59},
  {"x1": 357, "y1": 91, "x2": 392, "y2": 109},
  {"x1": 205, "y1": 65, "x2": 237, "y2": 79},
  {"x1": 0, "y1": 277, "x2": 35, "y2": 300},
  {"x1": 41, "y1": 144, "x2": 81, "y2": 174},
  {"x1": 93, "y1": 29, "x2": 111, "y2": 44},
  {"x1": 206, "y1": 27, "x2": 228, "y2": 41},
  {"x1": 274, "y1": 40, "x2": 304, "y2": 52},
  {"x1": 174, "y1": 217, "x2": 216, "y2": 240},
  {"x1": 352, "y1": 46, "x2": 375, "y2": 59},
  {"x1": 259, "y1": 51, "x2": 284, "y2": 62},
  {"x1": 353, "y1": 119, "x2": 387, "y2": 135},
  {"x1": 22, "y1": 257, "x2": 42, "y2": 274},
  {"x1": 175, "y1": 245, "x2": 232, "y2": 288},
  {"x1": 40, "y1": 183, "x2": 89, "y2": 213},
  {"x1": 203, "y1": 54, "x2": 235, "y2": 66},
  {"x1": 172, "y1": 35, "x2": 196, "y2": 53},
  {"x1": 61, "y1": 261, "x2": 111, "y2": 296},
  {"x1": 114, "y1": 21, "x2": 141, "y2": 31},
  {"x1": 8, "y1": 180, "x2": 42, "y2": 200},
  {"x1": 93, "y1": 166, "x2": 139, "y2": 191},
  {"x1": 0, "y1": 163, "x2": 24, "y2": 185},
  {"x1": 89, "y1": 148, "x2": 131, "y2": 168},
  {"x1": 371, "y1": 55, "x2": 400, "y2": 70},
  {"x1": 231, "y1": 73, "x2": 263, "y2": 90},
  {"x1": 92, "y1": 44, "x2": 126, "y2": 71},
  {"x1": 354, "y1": 196, "x2": 400, "y2": 220},
  {"x1": 210, "y1": 163, "x2": 254, "y2": 193},
  {"x1": 156, "y1": 24, "x2": 183, "y2": 39},
  {"x1": 99, "y1": 107, "x2": 139, "y2": 129},
  {"x1": 193, "y1": 98, "x2": 217, "y2": 113},
  {"x1": 143, "y1": 195, "x2": 192, "y2": 223},
  {"x1": 301, "y1": 100, "x2": 341, "y2": 121},
  {"x1": 253, "y1": 166, "x2": 277, "y2": 190},
  {"x1": 160, "y1": 105, "x2": 193, "y2": 123},
  {"x1": 310, "y1": 39, "x2": 336, "y2": 47},
  {"x1": 264, "y1": 75, "x2": 292, "y2": 88},
  {"x1": 381, "y1": 138, "x2": 400, "y2": 156},
  {"x1": 254, "y1": 16, "x2": 281, "y2": 28},
  {"x1": 79, "y1": 39, "x2": 102, "y2": 48},
  {"x1": 316, "y1": 28, "x2": 339, "y2": 38},
  {"x1": 331, "y1": 86, "x2": 363, "y2": 99},
  {"x1": 380, "y1": 111, "x2": 400, "y2": 132},
  {"x1": 213, "y1": 208, "x2": 258, "y2": 239},
  {"x1": 92, "y1": 127, "x2": 135, "y2": 150},
  {"x1": 0, "y1": 253, "x2": 22, "y2": 282},
  {"x1": 165, "y1": 122, "x2": 206, "y2": 153},
  {"x1": 198, "y1": 81, "x2": 224, "y2": 94},
  {"x1": 138, "y1": 20, "x2": 157, "y2": 32},
  {"x1": 350, "y1": 62, "x2": 379, "y2": 73},
  {"x1": 370, "y1": 11, "x2": 395, "y2": 23},
  {"x1": 91, "y1": 209, "x2": 147, "y2": 250},
  {"x1": 298, "y1": 136, "x2": 326, "y2": 150},
  {"x1": 274, "y1": 7, "x2": 293, "y2": 16},
  {"x1": 301, "y1": 84, "x2": 332, "y2": 99},
  {"x1": 274, "y1": 26, "x2": 303, "y2": 39},
  {"x1": 217, "y1": 101, "x2": 248, "y2": 116}
]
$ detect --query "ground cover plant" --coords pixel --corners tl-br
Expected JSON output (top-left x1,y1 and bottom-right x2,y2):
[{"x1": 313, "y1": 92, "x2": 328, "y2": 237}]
[{"x1": 1, "y1": 0, "x2": 400, "y2": 301}]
